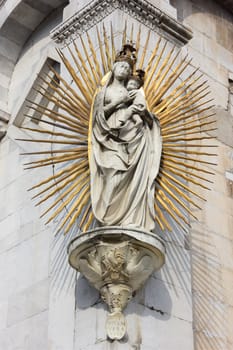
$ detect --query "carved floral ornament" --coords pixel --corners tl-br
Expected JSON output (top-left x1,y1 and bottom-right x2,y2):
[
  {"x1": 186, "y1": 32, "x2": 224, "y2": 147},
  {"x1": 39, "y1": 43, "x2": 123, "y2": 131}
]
[{"x1": 18, "y1": 23, "x2": 216, "y2": 340}]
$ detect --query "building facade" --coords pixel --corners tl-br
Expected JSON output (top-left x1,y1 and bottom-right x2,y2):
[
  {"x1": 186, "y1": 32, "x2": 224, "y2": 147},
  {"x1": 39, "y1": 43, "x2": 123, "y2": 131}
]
[{"x1": 0, "y1": 0, "x2": 232, "y2": 349}]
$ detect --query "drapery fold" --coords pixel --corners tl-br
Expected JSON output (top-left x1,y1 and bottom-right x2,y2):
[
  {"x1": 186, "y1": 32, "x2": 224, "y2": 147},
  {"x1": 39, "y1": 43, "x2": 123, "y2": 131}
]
[{"x1": 89, "y1": 79, "x2": 162, "y2": 231}]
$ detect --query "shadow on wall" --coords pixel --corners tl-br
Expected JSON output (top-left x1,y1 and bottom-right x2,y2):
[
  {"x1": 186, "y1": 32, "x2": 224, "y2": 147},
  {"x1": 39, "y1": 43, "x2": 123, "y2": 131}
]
[
  {"x1": 73, "y1": 222, "x2": 192, "y2": 328},
  {"x1": 49, "y1": 211, "x2": 98, "y2": 298},
  {"x1": 191, "y1": 226, "x2": 228, "y2": 350},
  {"x1": 45, "y1": 158, "x2": 193, "y2": 346},
  {"x1": 48, "y1": 214, "x2": 196, "y2": 349},
  {"x1": 49, "y1": 223, "x2": 78, "y2": 297},
  {"x1": 49, "y1": 216, "x2": 192, "y2": 313}
]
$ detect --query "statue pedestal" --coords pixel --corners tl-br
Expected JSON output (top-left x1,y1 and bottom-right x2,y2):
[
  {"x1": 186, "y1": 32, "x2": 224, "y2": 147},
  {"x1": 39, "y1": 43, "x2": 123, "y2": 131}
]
[{"x1": 68, "y1": 227, "x2": 165, "y2": 340}]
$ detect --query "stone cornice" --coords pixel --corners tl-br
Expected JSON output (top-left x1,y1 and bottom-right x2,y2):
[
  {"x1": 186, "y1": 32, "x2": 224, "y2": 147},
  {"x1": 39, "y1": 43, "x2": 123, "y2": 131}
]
[{"x1": 50, "y1": 0, "x2": 193, "y2": 45}]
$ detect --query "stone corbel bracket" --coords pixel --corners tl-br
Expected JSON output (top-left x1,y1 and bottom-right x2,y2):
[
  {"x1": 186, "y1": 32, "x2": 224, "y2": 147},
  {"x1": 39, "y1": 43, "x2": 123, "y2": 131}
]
[
  {"x1": 68, "y1": 227, "x2": 165, "y2": 340},
  {"x1": 50, "y1": 0, "x2": 193, "y2": 45}
]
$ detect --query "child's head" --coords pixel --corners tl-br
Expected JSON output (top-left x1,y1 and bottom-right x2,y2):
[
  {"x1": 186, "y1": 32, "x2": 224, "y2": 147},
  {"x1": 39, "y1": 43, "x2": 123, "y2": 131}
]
[
  {"x1": 126, "y1": 69, "x2": 145, "y2": 91},
  {"x1": 126, "y1": 78, "x2": 141, "y2": 91}
]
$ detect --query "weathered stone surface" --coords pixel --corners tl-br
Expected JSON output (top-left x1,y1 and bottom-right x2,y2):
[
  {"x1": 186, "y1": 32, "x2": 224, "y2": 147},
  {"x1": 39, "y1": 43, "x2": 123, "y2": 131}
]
[
  {"x1": 0, "y1": 310, "x2": 48, "y2": 350},
  {"x1": 136, "y1": 302, "x2": 193, "y2": 349},
  {"x1": 0, "y1": 73, "x2": 10, "y2": 89},
  {"x1": 10, "y1": 2, "x2": 45, "y2": 30},
  {"x1": 0, "y1": 36, "x2": 20, "y2": 62},
  {"x1": 175, "y1": 5, "x2": 233, "y2": 350},
  {"x1": 0, "y1": 53, "x2": 14, "y2": 77},
  {"x1": 208, "y1": 79, "x2": 229, "y2": 109},
  {"x1": 74, "y1": 306, "x2": 104, "y2": 349},
  {"x1": 195, "y1": 330, "x2": 227, "y2": 350},
  {"x1": 185, "y1": 10, "x2": 216, "y2": 39},
  {"x1": 143, "y1": 276, "x2": 192, "y2": 321},
  {"x1": 0, "y1": 221, "x2": 50, "y2": 255},
  {"x1": 0, "y1": 151, "x2": 23, "y2": 189},
  {"x1": 164, "y1": 241, "x2": 191, "y2": 273},
  {"x1": 0, "y1": 211, "x2": 21, "y2": 240},
  {"x1": 75, "y1": 275, "x2": 100, "y2": 309},
  {"x1": 0, "y1": 301, "x2": 8, "y2": 331},
  {"x1": 193, "y1": 292, "x2": 227, "y2": 335},
  {"x1": 221, "y1": 267, "x2": 233, "y2": 306},
  {"x1": 48, "y1": 286, "x2": 76, "y2": 350},
  {"x1": 7, "y1": 278, "x2": 49, "y2": 326},
  {"x1": 0, "y1": 17, "x2": 31, "y2": 45},
  {"x1": 22, "y1": 0, "x2": 54, "y2": 14},
  {"x1": 154, "y1": 264, "x2": 192, "y2": 293},
  {"x1": 0, "y1": 229, "x2": 51, "y2": 300},
  {"x1": 47, "y1": 232, "x2": 76, "y2": 350},
  {"x1": 213, "y1": 108, "x2": 233, "y2": 148}
]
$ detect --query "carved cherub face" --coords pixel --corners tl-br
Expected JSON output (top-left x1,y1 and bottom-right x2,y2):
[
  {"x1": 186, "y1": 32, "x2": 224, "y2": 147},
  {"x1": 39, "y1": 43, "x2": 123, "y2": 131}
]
[
  {"x1": 113, "y1": 61, "x2": 132, "y2": 80},
  {"x1": 115, "y1": 251, "x2": 124, "y2": 262}
]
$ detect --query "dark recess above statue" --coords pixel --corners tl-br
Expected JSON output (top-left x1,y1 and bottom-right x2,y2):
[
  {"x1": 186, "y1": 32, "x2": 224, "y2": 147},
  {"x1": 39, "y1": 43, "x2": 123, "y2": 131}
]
[{"x1": 215, "y1": 0, "x2": 233, "y2": 15}]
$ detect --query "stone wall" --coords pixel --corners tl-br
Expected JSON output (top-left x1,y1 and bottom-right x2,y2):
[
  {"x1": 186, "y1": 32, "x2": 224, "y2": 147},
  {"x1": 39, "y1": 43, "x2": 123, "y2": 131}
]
[
  {"x1": 0, "y1": 6, "x2": 67, "y2": 350},
  {"x1": 0, "y1": 0, "x2": 68, "y2": 143},
  {"x1": 172, "y1": 0, "x2": 233, "y2": 349}
]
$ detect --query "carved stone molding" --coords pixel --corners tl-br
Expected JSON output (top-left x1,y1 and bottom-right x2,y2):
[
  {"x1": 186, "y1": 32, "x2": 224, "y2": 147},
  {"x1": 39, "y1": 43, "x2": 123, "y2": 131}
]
[
  {"x1": 68, "y1": 226, "x2": 165, "y2": 340},
  {"x1": 50, "y1": 0, "x2": 192, "y2": 45}
]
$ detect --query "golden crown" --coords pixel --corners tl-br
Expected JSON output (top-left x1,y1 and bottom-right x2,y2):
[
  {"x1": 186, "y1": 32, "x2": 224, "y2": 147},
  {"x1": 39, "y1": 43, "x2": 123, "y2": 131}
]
[{"x1": 115, "y1": 44, "x2": 137, "y2": 69}]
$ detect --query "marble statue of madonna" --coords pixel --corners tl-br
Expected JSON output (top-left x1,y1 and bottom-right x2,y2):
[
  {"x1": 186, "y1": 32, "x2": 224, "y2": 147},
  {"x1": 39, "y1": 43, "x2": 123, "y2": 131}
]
[{"x1": 89, "y1": 46, "x2": 162, "y2": 232}]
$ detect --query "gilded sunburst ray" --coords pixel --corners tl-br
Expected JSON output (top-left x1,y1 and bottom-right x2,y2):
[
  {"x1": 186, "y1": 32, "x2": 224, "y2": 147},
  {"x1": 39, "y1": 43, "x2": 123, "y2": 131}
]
[{"x1": 18, "y1": 24, "x2": 217, "y2": 235}]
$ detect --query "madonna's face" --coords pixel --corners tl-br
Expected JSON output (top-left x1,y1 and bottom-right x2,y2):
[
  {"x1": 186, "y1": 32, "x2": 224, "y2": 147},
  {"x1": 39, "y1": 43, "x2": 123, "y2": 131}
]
[{"x1": 113, "y1": 61, "x2": 131, "y2": 80}]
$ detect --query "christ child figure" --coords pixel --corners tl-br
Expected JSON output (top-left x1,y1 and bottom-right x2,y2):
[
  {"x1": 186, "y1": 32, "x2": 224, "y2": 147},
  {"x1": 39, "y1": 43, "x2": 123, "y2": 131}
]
[{"x1": 118, "y1": 69, "x2": 154, "y2": 129}]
